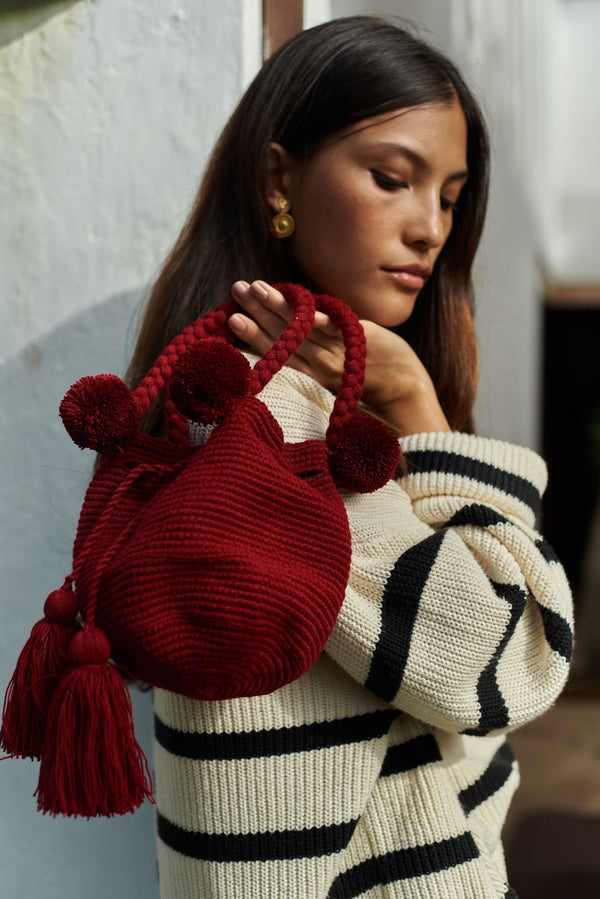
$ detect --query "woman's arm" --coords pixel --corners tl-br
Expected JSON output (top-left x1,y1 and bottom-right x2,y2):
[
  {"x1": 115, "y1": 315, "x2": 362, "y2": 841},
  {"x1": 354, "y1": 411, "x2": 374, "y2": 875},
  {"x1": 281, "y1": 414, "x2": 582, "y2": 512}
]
[{"x1": 326, "y1": 430, "x2": 573, "y2": 734}]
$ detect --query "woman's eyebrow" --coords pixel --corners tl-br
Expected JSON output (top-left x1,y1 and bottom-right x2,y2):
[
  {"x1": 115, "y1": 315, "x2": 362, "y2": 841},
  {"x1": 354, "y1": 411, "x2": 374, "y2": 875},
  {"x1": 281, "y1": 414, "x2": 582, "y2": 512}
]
[{"x1": 365, "y1": 142, "x2": 469, "y2": 182}]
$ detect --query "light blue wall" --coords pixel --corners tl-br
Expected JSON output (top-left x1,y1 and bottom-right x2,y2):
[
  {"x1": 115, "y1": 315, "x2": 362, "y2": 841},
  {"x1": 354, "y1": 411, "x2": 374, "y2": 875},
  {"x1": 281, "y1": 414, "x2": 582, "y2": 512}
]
[
  {"x1": 0, "y1": 1, "x2": 260, "y2": 896},
  {"x1": 0, "y1": 289, "x2": 159, "y2": 899}
]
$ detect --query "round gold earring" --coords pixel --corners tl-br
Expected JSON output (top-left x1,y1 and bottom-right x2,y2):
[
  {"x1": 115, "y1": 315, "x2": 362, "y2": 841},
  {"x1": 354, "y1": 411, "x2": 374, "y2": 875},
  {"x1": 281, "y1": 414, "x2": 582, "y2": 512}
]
[{"x1": 271, "y1": 198, "x2": 295, "y2": 239}]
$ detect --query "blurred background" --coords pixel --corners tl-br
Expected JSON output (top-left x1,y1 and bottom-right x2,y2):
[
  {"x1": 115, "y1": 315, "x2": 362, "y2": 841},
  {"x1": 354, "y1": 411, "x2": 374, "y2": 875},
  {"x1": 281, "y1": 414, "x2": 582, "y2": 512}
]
[{"x1": 1, "y1": 1, "x2": 598, "y2": 897}]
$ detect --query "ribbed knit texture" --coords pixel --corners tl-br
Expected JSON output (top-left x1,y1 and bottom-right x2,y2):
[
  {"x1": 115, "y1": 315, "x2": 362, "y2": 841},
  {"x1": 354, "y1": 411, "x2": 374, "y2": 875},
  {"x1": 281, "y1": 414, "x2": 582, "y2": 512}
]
[
  {"x1": 72, "y1": 400, "x2": 352, "y2": 701},
  {"x1": 156, "y1": 359, "x2": 573, "y2": 899},
  {"x1": 70, "y1": 289, "x2": 379, "y2": 702}
]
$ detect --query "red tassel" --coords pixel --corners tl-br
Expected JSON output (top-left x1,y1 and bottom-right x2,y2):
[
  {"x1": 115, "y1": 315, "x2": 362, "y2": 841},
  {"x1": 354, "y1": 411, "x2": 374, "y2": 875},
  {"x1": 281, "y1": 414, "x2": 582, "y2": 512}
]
[
  {"x1": 36, "y1": 626, "x2": 154, "y2": 817},
  {"x1": 1, "y1": 585, "x2": 80, "y2": 759}
]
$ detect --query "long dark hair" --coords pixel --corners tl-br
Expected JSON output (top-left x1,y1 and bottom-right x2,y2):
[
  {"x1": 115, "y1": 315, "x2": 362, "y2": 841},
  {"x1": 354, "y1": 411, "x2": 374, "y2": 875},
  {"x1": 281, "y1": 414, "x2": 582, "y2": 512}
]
[{"x1": 127, "y1": 16, "x2": 489, "y2": 433}]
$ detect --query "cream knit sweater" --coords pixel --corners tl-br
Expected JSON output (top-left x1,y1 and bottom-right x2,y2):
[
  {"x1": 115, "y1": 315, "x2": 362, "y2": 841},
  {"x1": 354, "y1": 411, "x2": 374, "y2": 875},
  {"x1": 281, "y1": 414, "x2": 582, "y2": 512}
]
[{"x1": 154, "y1": 361, "x2": 573, "y2": 899}]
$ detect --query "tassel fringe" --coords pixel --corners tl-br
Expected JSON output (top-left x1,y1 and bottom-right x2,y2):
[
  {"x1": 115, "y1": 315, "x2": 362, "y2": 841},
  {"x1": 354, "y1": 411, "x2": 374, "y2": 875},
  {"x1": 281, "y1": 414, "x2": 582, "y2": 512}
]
[
  {"x1": 1, "y1": 587, "x2": 80, "y2": 759},
  {"x1": 36, "y1": 628, "x2": 154, "y2": 817}
]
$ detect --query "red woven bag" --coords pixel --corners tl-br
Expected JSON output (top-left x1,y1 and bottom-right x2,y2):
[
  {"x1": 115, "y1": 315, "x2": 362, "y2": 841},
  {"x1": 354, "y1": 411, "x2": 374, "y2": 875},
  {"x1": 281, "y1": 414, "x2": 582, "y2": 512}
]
[{"x1": 1, "y1": 283, "x2": 400, "y2": 817}]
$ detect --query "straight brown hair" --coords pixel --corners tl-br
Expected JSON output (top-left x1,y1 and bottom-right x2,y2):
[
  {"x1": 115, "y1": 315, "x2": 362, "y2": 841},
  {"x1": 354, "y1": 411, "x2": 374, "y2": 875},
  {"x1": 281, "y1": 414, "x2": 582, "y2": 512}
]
[{"x1": 127, "y1": 17, "x2": 489, "y2": 435}]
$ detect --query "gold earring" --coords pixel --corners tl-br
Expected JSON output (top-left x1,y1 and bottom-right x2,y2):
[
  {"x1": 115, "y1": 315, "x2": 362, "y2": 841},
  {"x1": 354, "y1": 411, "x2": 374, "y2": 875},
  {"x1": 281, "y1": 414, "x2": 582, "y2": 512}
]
[{"x1": 271, "y1": 198, "x2": 295, "y2": 239}]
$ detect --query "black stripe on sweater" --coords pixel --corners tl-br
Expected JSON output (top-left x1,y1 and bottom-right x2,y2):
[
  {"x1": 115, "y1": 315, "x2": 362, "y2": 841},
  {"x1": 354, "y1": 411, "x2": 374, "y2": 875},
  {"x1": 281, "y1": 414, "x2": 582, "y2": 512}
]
[
  {"x1": 458, "y1": 740, "x2": 515, "y2": 814},
  {"x1": 154, "y1": 708, "x2": 398, "y2": 761},
  {"x1": 530, "y1": 539, "x2": 573, "y2": 662},
  {"x1": 446, "y1": 513, "x2": 572, "y2": 665},
  {"x1": 157, "y1": 813, "x2": 359, "y2": 862},
  {"x1": 538, "y1": 605, "x2": 573, "y2": 662},
  {"x1": 327, "y1": 832, "x2": 480, "y2": 898},
  {"x1": 464, "y1": 581, "x2": 527, "y2": 736},
  {"x1": 366, "y1": 530, "x2": 446, "y2": 702},
  {"x1": 380, "y1": 733, "x2": 441, "y2": 777},
  {"x1": 403, "y1": 449, "x2": 541, "y2": 517},
  {"x1": 445, "y1": 503, "x2": 508, "y2": 529},
  {"x1": 535, "y1": 538, "x2": 560, "y2": 564}
]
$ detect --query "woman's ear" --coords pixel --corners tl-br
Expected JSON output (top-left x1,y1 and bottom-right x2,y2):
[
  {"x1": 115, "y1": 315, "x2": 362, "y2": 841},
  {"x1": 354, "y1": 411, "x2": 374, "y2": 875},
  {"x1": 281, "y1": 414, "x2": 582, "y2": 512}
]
[{"x1": 265, "y1": 142, "x2": 299, "y2": 213}]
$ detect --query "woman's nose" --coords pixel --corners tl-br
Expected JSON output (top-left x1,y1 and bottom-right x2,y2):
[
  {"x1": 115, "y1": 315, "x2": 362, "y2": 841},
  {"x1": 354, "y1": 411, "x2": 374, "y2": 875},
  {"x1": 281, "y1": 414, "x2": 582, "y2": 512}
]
[{"x1": 404, "y1": 196, "x2": 446, "y2": 250}]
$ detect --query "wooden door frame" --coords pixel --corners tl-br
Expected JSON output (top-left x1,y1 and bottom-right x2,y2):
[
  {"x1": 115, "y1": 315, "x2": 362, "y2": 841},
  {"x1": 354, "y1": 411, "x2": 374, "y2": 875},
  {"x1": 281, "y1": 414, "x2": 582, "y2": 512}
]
[{"x1": 262, "y1": 0, "x2": 303, "y2": 58}]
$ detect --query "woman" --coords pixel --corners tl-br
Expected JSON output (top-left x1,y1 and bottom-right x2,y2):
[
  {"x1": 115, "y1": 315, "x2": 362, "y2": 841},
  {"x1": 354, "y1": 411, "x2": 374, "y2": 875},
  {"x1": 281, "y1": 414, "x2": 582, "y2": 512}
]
[{"x1": 130, "y1": 17, "x2": 572, "y2": 899}]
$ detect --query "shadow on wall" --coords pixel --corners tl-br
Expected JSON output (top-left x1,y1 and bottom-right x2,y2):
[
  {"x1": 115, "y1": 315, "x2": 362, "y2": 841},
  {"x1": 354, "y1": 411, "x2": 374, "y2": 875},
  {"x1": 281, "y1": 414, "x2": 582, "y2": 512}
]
[
  {"x1": 0, "y1": 287, "x2": 160, "y2": 899},
  {"x1": 0, "y1": 0, "x2": 83, "y2": 48}
]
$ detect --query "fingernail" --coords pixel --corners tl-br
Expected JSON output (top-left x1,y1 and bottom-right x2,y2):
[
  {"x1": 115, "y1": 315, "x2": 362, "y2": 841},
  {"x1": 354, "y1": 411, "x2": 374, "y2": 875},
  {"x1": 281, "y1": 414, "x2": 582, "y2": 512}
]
[
  {"x1": 251, "y1": 281, "x2": 268, "y2": 298},
  {"x1": 228, "y1": 314, "x2": 246, "y2": 334}
]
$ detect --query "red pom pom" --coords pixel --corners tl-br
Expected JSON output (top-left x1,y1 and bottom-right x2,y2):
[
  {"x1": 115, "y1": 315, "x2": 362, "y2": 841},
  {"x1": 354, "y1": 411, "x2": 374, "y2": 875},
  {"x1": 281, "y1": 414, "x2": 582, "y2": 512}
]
[
  {"x1": 169, "y1": 338, "x2": 251, "y2": 424},
  {"x1": 329, "y1": 413, "x2": 401, "y2": 493},
  {"x1": 59, "y1": 374, "x2": 138, "y2": 454}
]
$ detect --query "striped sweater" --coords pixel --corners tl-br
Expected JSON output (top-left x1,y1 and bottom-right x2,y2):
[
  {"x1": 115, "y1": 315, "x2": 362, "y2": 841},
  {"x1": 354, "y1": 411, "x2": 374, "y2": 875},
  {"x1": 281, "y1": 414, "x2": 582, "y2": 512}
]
[{"x1": 154, "y1": 360, "x2": 573, "y2": 899}]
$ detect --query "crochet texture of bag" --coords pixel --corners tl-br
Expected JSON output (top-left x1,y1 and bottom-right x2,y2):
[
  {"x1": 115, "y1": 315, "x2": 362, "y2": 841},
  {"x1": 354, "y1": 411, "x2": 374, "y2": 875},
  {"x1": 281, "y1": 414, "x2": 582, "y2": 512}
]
[{"x1": 1, "y1": 283, "x2": 400, "y2": 818}]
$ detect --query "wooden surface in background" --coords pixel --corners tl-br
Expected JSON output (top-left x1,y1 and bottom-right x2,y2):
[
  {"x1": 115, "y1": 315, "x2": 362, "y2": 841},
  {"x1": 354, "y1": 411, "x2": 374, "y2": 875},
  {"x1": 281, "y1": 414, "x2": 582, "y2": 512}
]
[
  {"x1": 263, "y1": 0, "x2": 303, "y2": 58},
  {"x1": 545, "y1": 283, "x2": 600, "y2": 308}
]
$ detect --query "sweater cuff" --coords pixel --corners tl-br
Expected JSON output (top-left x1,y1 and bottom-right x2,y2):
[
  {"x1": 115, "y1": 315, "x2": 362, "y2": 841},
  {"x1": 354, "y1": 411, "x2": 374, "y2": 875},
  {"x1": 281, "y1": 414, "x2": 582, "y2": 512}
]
[{"x1": 398, "y1": 431, "x2": 547, "y2": 526}]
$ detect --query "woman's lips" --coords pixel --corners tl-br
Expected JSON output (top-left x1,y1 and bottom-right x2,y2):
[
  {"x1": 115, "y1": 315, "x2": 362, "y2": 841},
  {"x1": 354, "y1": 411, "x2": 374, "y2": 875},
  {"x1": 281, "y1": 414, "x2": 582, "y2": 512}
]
[{"x1": 381, "y1": 265, "x2": 431, "y2": 291}]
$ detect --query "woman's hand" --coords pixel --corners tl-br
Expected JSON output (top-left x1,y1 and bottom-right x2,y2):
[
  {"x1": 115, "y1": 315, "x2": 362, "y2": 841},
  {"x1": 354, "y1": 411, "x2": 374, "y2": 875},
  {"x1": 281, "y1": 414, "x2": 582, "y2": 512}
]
[
  {"x1": 228, "y1": 280, "x2": 450, "y2": 436},
  {"x1": 229, "y1": 280, "x2": 347, "y2": 391}
]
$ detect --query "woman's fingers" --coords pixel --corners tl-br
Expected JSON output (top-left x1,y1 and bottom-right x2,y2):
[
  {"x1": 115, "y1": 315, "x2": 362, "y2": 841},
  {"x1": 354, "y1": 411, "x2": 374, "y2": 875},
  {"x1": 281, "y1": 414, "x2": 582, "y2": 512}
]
[
  {"x1": 230, "y1": 280, "x2": 291, "y2": 344},
  {"x1": 228, "y1": 281, "x2": 285, "y2": 357},
  {"x1": 228, "y1": 311, "x2": 272, "y2": 357},
  {"x1": 311, "y1": 312, "x2": 342, "y2": 342},
  {"x1": 285, "y1": 323, "x2": 346, "y2": 392},
  {"x1": 231, "y1": 281, "x2": 339, "y2": 343},
  {"x1": 228, "y1": 279, "x2": 345, "y2": 391},
  {"x1": 235, "y1": 279, "x2": 296, "y2": 329}
]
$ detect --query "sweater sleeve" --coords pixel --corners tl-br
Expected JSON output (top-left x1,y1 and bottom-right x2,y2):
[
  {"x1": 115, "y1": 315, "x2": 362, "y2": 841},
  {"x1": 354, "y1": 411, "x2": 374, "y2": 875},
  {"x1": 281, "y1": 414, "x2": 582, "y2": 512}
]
[
  {"x1": 254, "y1": 363, "x2": 574, "y2": 736},
  {"x1": 325, "y1": 430, "x2": 573, "y2": 735}
]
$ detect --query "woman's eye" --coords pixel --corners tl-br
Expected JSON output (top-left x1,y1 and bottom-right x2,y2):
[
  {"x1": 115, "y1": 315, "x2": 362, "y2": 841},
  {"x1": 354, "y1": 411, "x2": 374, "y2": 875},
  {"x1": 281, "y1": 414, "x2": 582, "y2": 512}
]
[
  {"x1": 441, "y1": 197, "x2": 460, "y2": 213},
  {"x1": 371, "y1": 170, "x2": 406, "y2": 191}
]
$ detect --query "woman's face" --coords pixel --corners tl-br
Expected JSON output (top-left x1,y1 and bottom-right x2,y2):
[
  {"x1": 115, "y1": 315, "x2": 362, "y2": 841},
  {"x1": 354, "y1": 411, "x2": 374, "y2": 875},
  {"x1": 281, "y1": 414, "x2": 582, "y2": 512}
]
[{"x1": 277, "y1": 100, "x2": 468, "y2": 328}]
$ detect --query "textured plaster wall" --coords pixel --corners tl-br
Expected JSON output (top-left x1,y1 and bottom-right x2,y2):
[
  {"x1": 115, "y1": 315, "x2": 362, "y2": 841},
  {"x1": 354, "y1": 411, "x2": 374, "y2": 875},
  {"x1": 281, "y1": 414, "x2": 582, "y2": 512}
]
[
  {"x1": 0, "y1": 1, "x2": 80, "y2": 49},
  {"x1": 0, "y1": 1, "x2": 260, "y2": 897},
  {"x1": 448, "y1": 0, "x2": 546, "y2": 447},
  {"x1": 546, "y1": 0, "x2": 600, "y2": 282},
  {"x1": 1, "y1": 0, "x2": 260, "y2": 361}
]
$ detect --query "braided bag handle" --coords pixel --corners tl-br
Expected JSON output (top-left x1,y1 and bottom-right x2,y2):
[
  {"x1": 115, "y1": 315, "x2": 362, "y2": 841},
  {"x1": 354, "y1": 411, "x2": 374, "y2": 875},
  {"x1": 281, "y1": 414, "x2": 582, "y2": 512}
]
[
  {"x1": 134, "y1": 286, "x2": 316, "y2": 444},
  {"x1": 313, "y1": 293, "x2": 367, "y2": 451},
  {"x1": 131, "y1": 300, "x2": 239, "y2": 422},
  {"x1": 133, "y1": 284, "x2": 368, "y2": 448},
  {"x1": 59, "y1": 283, "x2": 399, "y2": 492}
]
